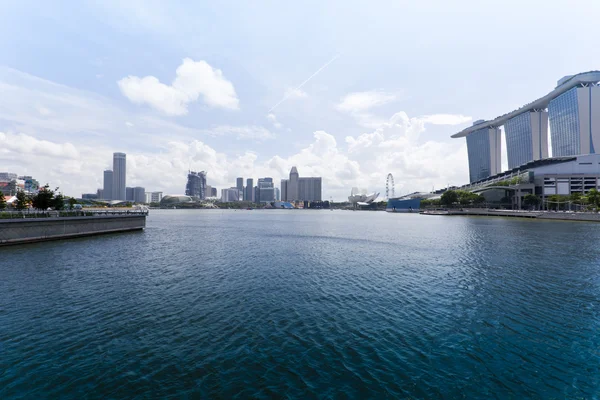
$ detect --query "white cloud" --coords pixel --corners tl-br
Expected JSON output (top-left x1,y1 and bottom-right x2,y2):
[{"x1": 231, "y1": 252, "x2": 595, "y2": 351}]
[
  {"x1": 267, "y1": 113, "x2": 283, "y2": 129},
  {"x1": 38, "y1": 107, "x2": 52, "y2": 116},
  {"x1": 421, "y1": 114, "x2": 472, "y2": 125},
  {"x1": 0, "y1": 132, "x2": 79, "y2": 159},
  {"x1": 125, "y1": 121, "x2": 134, "y2": 127},
  {"x1": 118, "y1": 58, "x2": 239, "y2": 116},
  {"x1": 208, "y1": 125, "x2": 276, "y2": 141},
  {"x1": 284, "y1": 87, "x2": 308, "y2": 99},
  {"x1": 336, "y1": 90, "x2": 397, "y2": 113}
]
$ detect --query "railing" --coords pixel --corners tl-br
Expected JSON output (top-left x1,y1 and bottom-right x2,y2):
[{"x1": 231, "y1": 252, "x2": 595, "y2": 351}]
[{"x1": 0, "y1": 209, "x2": 149, "y2": 220}]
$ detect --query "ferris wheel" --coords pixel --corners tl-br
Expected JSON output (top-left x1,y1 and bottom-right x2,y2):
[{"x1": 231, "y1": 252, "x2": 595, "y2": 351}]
[{"x1": 385, "y1": 173, "x2": 395, "y2": 199}]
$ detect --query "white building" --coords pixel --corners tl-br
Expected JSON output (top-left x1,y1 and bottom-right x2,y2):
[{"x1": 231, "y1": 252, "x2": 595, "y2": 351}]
[{"x1": 145, "y1": 191, "x2": 163, "y2": 203}]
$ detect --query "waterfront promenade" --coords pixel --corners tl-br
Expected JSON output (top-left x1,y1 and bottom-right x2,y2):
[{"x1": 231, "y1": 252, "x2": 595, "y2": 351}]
[{"x1": 421, "y1": 208, "x2": 600, "y2": 222}]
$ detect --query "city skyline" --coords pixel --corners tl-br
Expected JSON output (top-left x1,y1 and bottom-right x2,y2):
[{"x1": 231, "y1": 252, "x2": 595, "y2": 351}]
[{"x1": 3, "y1": 2, "x2": 600, "y2": 199}]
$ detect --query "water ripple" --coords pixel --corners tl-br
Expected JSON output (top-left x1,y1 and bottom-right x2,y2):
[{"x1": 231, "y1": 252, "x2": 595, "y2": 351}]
[{"x1": 1, "y1": 210, "x2": 600, "y2": 398}]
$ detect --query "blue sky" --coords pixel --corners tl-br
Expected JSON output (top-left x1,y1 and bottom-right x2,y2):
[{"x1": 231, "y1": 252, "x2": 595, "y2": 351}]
[{"x1": 2, "y1": 0, "x2": 600, "y2": 199}]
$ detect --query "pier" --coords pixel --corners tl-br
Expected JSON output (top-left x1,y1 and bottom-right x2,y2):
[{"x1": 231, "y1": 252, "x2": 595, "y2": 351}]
[{"x1": 0, "y1": 210, "x2": 147, "y2": 246}]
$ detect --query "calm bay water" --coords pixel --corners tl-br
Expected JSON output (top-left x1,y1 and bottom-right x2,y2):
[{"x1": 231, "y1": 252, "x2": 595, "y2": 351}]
[{"x1": 1, "y1": 210, "x2": 600, "y2": 398}]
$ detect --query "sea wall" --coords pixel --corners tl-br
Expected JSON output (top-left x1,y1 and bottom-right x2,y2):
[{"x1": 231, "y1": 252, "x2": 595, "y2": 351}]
[
  {"x1": 0, "y1": 215, "x2": 146, "y2": 246},
  {"x1": 421, "y1": 209, "x2": 600, "y2": 222}
]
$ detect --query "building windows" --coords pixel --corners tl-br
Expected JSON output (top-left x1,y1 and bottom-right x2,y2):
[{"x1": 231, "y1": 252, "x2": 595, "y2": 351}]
[
  {"x1": 505, "y1": 113, "x2": 533, "y2": 169},
  {"x1": 549, "y1": 87, "x2": 580, "y2": 156},
  {"x1": 466, "y1": 128, "x2": 491, "y2": 182}
]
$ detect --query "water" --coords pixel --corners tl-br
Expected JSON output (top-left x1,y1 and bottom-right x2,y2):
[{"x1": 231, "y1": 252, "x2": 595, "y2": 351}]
[{"x1": 1, "y1": 210, "x2": 600, "y2": 398}]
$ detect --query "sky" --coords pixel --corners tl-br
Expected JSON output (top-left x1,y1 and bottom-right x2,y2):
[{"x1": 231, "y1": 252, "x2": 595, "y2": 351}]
[{"x1": 2, "y1": 0, "x2": 600, "y2": 200}]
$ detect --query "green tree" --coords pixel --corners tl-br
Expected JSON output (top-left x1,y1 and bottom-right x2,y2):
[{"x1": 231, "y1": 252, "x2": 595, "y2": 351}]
[
  {"x1": 15, "y1": 190, "x2": 29, "y2": 210},
  {"x1": 31, "y1": 184, "x2": 55, "y2": 210},
  {"x1": 0, "y1": 190, "x2": 6, "y2": 210},
  {"x1": 523, "y1": 194, "x2": 540, "y2": 209},
  {"x1": 440, "y1": 190, "x2": 458, "y2": 206},
  {"x1": 473, "y1": 194, "x2": 486, "y2": 205},
  {"x1": 53, "y1": 193, "x2": 65, "y2": 210},
  {"x1": 68, "y1": 197, "x2": 77, "y2": 209},
  {"x1": 587, "y1": 189, "x2": 600, "y2": 209}
]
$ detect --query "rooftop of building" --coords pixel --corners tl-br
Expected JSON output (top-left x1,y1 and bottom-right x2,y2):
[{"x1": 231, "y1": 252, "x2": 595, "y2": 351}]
[{"x1": 452, "y1": 70, "x2": 600, "y2": 138}]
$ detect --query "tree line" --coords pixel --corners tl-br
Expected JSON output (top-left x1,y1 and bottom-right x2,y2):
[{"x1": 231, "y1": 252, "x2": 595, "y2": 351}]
[{"x1": 0, "y1": 185, "x2": 77, "y2": 211}]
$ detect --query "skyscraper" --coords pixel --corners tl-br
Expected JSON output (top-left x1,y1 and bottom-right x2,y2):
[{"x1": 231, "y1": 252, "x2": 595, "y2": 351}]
[
  {"x1": 236, "y1": 177, "x2": 244, "y2": 200},
  {"x1": 185, "y1": 171, "x2": 207, "y2": 199},
  {"x1": 465, "y1": 122, "x2": 501, "y2": 183},
  {"x1": 453, "y1": 71, "x2": 600, "y2": 180},
  {"x1": 245, "y1": 178, "x2": 254, "y2": 202},
  {"x1": 133, "y1": 187, "x2": 146, "y2": 203},
  {"x1": 103, "y1": 170, "x2": 113, "y2": 200},
  {"x1": 112, "y1": 152, "x2": 126, "y2": 201},
  {"x1": 257, "y1": 177, "x2": 275, "y2": 203},
  {"x1": 504, "y1": 111, "x2": 548, "y2": 169},
  {"x1": 280, "y1": 167, "x2": 322, "y2": 201},
  {"x1": 549, "y1": 84, "x2": 600, "y2": 156},
  {"x1": 126, "y1": 187, "x2": 134, "y2": 201}
]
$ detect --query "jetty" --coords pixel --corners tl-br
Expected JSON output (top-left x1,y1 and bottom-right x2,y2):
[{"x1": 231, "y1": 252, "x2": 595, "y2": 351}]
[{"x1": 0, "y1": 209, "x2": 147, "y2": 246}]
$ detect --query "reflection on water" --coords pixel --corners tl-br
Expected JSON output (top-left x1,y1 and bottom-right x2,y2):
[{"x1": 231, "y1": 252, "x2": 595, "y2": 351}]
[{"x1": 1, "y1": 210, "x2": 599, "y2": 398}]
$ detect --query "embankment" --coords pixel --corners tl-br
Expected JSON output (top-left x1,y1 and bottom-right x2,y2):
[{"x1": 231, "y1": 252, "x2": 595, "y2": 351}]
[{"x1": 0, "y1": 214, "x2": 146, "y2": 246}]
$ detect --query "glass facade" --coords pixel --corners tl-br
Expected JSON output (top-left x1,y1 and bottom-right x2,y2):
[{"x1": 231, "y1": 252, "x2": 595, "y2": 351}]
[
  {"x1": 504, "y1": 112, "x2": 533, "y2": 169},
  {"x1": 549, "y1": 87, "x2": 580, "y2": 156},
  {"x1": 466, "y1": 128, "x2": 491, "y2": 182}
]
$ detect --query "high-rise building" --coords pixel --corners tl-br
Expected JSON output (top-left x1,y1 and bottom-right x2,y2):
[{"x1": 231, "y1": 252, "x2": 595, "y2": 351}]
[
  {"x1": 97, "y1": 188, "x2": 104, "y2": 199},
  {"x1": 103, "y1": 170, "x2": 113, "y2": 200},
  {"x1": 281, "y1": 167, "x2": 322, "y2": 201},
  {"x1": 185, "y1": 171, "x2": 207, "y2": 199},
  {"x1": 0, "y1": 172, "x2": 17, "y2": 182},
  {"x1": 205, "y1": 185, "x2": 214, "y2": 198},
  {"x1": 257, "y1": 177, "x2": 275, "y2": 203},
  {"x1": 82, "y1": 193, "x2": 98, "y2": 199},
  {"x1": 133, "y1": 187, "x2": 145, "y2": 203},
  {"x1": 549, "y1": 84, "x2": 600, "y2": 156},
  {"x1": 211, "y1": 187, "x2": 217, "y2": 197},
  {"x1": 452, "y1": 71, "x2": 600, "y2": 181},
  {"x1": 245, "y1": 178, "x2": 254, "y2": 202},
  {"x1": 465, "y1": 122, "x2": 501, "y2": 183},
  {"x1": 298, "y1": 177, "x2": 322, "y2": 201},
  {"x1": 221, "y1": 188, "x2": 240, "y2": 202},
  {"x1": 126, "y1": 187, "x2": 134, "y2": 201},
  {"x1": 504, "y1": 111, "x2": 549, "y2": 169},
  {"x1": 275, "y1": 187, "x2": 280, "y2": 201},
  {"x1": 112, "y1": 152, "x2": 126, "y2": 201},
  {"x1": 236, "y1": 177, "x2": 244, "y2": 200}
]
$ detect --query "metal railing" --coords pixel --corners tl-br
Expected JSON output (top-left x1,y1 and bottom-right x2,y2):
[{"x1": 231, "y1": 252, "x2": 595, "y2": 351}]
[{"x1": 0, "y1": 208, "x2": 148, "y2": 220}]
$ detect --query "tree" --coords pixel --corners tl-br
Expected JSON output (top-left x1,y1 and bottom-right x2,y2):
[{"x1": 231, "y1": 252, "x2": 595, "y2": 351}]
[
  {"x1": 440, "y1": 190, "x2": 458, "y2": 206},
  {"x1": 31, "y1": 184, "x2": 55, "y2": 210},
  {"x1": 68, "y1": 197, "x2": 77, "y2": 209},
  {"x1": 587, "y1": 189, "x2": 600, "y2": 209},
  {"x1": 473, "y1": 194, "x2": 486, "y2": 205},
  {"x1": 0, "y1": 190, "x2": 6, "y2": 210},
  {"x1": 523, "y1": 194, "x2": 540, "y2": 209},
  {"x1": 15, "y1": 190, "x2": 29, "y2": 210},
  {"x1": 53, "y1": 193, "x2": 65, "y2": 210}
]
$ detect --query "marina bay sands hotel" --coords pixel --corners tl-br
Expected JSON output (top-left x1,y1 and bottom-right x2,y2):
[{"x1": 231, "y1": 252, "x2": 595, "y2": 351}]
[{"x1": 453, "y1": 71, "x2": 600, "y2": 183}]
